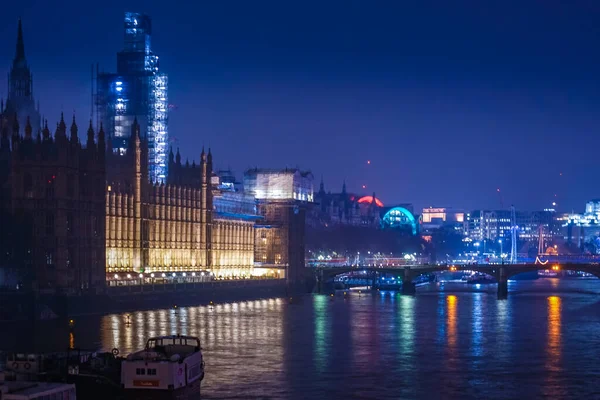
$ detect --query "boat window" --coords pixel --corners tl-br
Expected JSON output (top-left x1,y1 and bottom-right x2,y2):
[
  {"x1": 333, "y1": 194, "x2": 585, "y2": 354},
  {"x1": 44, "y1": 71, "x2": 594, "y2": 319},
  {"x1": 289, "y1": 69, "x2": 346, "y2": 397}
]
[{"x1": 136, "y1": 368, "x2": 146, "y2": 375}]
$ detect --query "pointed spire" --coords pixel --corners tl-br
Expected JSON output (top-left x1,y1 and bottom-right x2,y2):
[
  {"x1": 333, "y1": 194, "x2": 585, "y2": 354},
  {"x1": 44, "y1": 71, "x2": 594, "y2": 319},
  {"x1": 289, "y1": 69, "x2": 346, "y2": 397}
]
[
  {"x1": 24, "y1": 116, "x2": 32, "y2": 139},
  {"x1": 87, "y1": 119, "x2": 95, "y2": 147},
  {"x1": 185, "y1": 158, "x2": 190, "y2": 167},
  {"x1": 55, "y1": 112, "x2": 67, "y2": 140},
  {"x1": 169, "y1": 146, "x2": 174, "y2": 163},
  {"x1": 59, "y1": 112, "x2": 66, "y2": 131},
  {"x1": 342, "y1": 179, "x2": 347, "y2": 194},
  {"x1": 319, "y1": 175, "x2": 325, "y2": 193},
  {"x1": 14, "y1": 18, "x2": 25, "y2": 64},
  {"x1": 131, "y1": 116, "x2": 141, "y2": 139},
  {"x1": 70, "y1": 115, "x2": 78, "y2": 143},
  {"x1": 176, "y1": 147, "x2": 181, "y2": 165},
  {"x1": 42, "y1": 119, "x2": 50, "y2": 140}
]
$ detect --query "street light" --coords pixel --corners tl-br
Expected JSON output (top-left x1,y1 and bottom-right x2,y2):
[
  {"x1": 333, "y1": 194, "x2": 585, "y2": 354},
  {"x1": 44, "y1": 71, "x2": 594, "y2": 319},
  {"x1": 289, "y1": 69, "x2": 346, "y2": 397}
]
[{"x1": 498, "y1": 239, "x2": 503, "y2": 256}]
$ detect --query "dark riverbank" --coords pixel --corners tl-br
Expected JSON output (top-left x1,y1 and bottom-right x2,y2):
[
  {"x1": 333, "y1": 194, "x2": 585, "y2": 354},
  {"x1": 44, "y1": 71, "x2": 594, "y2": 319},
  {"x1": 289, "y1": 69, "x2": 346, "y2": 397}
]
[{"x1": 0, "y1": 279, "x2": 288, "y2": 321}]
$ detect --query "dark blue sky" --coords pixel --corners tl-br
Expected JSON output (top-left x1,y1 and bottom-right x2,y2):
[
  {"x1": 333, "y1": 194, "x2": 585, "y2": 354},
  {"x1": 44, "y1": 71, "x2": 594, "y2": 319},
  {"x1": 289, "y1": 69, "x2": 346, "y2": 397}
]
[{"x1": 1, "y1": 0, "x2": 599, "y2": 212}]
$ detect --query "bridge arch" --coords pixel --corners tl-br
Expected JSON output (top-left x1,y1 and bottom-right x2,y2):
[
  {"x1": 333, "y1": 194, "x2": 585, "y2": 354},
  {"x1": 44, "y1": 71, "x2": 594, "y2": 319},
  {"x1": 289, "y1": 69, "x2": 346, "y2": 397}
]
[
  {"x1": 381, "y1": 207, "x2": 417, "y2": 235},
  {"x1": 505, "y1": 265, "x2": 600, "y2": 280}
]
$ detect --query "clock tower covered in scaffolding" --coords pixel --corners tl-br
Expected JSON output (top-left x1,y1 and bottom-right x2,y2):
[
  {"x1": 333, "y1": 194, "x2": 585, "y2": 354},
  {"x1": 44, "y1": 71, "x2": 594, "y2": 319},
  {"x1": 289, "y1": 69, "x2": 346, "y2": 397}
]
[{"x1": 96, "y1": 12, "x2": 169, "y2": 183}]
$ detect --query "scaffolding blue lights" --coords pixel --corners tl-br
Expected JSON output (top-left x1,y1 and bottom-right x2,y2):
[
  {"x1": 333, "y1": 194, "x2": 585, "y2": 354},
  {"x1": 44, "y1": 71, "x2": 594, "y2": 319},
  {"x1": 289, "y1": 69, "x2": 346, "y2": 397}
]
[
  {"x1": 97, "y1": 12, "x2": 169, "y2": 183},
  {"x1": 148, "y1": 73, "x2": 168, "y2": 182}
]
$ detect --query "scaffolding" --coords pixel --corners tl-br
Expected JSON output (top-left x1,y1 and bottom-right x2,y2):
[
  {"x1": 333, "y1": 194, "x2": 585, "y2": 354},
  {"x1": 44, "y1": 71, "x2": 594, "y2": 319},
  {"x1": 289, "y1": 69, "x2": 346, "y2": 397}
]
[{"x1": 95, "y1": 12, "x2": 168, "y2": 183}]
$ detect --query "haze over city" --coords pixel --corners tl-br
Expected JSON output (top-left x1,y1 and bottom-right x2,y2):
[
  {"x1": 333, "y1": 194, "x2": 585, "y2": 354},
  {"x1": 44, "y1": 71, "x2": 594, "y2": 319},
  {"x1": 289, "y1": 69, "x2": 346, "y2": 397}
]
[{"x1": 1, "y1": 0, "x2": 599, "y2": 211}]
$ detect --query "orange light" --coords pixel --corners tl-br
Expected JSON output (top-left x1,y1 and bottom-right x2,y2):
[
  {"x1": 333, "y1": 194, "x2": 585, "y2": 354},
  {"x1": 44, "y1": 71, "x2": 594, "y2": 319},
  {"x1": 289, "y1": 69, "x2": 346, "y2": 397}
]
[{"x1": 552, "y1": 265, "x2": 560, "y2": 271}]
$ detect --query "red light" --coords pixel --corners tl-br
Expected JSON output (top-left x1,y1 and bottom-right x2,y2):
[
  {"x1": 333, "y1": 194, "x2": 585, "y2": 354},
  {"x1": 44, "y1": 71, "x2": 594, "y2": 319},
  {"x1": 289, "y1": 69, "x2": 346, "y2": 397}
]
[
  {"x1": 367, "y1": 160, "x2": 371, "y2": 164},
  {"x1": 52, "y1": 175, "x2": 56, "y2": 179},
  {"x1": 357, "y1": 196, "x2": 384, "y2": 207}
]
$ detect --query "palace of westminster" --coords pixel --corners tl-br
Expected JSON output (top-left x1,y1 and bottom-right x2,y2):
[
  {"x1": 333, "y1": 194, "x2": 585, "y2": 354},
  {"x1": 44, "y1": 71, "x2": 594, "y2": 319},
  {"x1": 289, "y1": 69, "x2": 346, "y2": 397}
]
[{"x1": 0, "y1": 19, "x2": 309, "y2": 294}]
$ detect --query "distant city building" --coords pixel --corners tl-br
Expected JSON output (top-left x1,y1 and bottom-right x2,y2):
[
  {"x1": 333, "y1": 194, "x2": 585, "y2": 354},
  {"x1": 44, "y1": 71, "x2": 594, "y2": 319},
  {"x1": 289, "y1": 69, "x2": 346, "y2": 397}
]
[
  {"x1": 381, "y1": 207, "x2": 418, "y2": 235},
  {"x1": 244, "y1": 168, "x2": 312, "y2": 283},
  {"x1": 559, "y1": 199, "x2": 600, "y2": 249},
  {"x1": 243, "y1": 168, "x2": 314, "y2": 201},
  {"x1": 1, "y1": 19, "x2": 41, "y2": 132},
  {"x1": 421, "y1": 207, "x2": 465, "y2": 229},
  {"x1": 311, "y1": 179, "x2": 383, "y2": 227},
  {"x1": 97, "y1": 12, "x2": 168, "y2": 183},
  {"x1": 464, "y1": 209, "x2": 557, "y2": 246}
]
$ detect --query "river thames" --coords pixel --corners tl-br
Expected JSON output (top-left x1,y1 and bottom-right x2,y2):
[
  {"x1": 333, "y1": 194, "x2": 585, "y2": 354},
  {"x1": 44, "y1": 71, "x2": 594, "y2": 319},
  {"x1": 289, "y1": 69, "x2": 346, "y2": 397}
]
[{"x1": 3, "y1": 278, "x2": 600, "y2": 399}]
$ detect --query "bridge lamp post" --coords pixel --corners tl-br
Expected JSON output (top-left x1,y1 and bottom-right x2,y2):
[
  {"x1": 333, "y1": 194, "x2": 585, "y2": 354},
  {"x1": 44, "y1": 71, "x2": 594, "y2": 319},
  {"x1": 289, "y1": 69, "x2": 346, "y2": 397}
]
[{"x1": 499, "y1": 239, "x2": 503, "y2": 257}]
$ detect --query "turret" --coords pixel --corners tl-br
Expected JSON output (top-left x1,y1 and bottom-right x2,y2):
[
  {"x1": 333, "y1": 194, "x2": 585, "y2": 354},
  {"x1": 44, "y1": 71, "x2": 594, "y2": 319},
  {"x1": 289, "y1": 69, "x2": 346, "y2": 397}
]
[
  {"x1": 24, "y1": 116, "x2": 32, "y2": 140},
  {"x1": 70, "y1": 115, "x2": 78, "y2": 144},
  {"x1": 55, "y1": 112, "x2": 67, "y2": 141},
  {"x1": 86, "y1": 119, "x2": 95, "y2": 150},
  {"x1": 176, "y1": 147, "x2": 181, "y2": 165},
  {"x1": 42, "y1": 120, "x2": 50, "y2": 141}
]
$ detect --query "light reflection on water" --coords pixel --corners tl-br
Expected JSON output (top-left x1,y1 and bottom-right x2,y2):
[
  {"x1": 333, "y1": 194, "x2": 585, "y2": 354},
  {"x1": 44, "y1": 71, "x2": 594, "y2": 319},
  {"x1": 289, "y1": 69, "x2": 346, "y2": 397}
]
[{"x1": 2, "y1": 280, "x2": 600, "y2": 399}]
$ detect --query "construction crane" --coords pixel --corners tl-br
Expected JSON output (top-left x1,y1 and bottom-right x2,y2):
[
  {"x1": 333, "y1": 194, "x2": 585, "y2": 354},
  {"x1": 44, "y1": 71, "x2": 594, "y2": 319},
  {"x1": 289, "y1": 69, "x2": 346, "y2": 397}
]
[
  {"x1": 497, "y1": 188, "x2": 504, "y2": 209},
  {"x1": 510, "y1": 205, "x2": 518, "y2": 264}
]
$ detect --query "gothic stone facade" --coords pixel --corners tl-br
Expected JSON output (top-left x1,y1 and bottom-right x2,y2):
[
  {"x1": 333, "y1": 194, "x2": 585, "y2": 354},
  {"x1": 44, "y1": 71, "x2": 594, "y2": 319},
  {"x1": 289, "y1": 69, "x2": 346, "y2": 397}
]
[
  {"x1": 0, "y1": 116, "x2": 106, "y2": 293},
  {"x1": 106, "y1": 122, "x2": 256, "y2": 280}
]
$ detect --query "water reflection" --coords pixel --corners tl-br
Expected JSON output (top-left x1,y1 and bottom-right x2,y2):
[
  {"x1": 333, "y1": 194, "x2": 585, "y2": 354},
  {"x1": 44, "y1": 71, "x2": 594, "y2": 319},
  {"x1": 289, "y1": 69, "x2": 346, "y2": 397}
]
[
  {"x1": 399, "y1": 296, "x2": 415, "y2": 360},
  {"x1": 446, "y1": 295, "x2": 458, "y2": 376},
  {"x1": 546, "y1": 296, "x2": 561, "y2": 371},
  {"x1": 447, "y1": 295, "x2": 457, "y2": 349},
  {"x1": 313, "y1": 296, "x2": 329, "y2": 373},
  {"x1": 3, "y1": 279, "x2": 600, "y2": 399},
  {"x1": 471, "y1": 293, "x2": 483, "y2": 359}
]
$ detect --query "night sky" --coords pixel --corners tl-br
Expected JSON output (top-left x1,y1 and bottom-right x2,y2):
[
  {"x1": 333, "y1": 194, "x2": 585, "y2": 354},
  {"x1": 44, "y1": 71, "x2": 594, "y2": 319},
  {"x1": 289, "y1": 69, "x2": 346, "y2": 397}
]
[{"x1": 1, "y1": 0, "x2": 599, "y2": 212}]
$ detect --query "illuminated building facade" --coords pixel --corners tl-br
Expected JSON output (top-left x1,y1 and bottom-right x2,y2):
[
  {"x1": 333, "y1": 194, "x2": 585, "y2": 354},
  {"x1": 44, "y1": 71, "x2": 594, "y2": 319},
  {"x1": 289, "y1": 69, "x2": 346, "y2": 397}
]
[
  {"x1": 106, "y1": 122, "x2": 261, "y2": 283},
  {"x1": 560, "y1": 200, "x2": 600, "y2": 248},
  {"x1": 244, "y1": 168, "x2": 314, "y2": 202},
  {"x1": 381, "y1": 207, "x2": 418, "y2": 235},
  {"x1": 0, "y1": 115, "x2": 106, "y2": 293},
  {"x1": 465, "y1": 209, "x2": 557, "y2": 243},
  {"x1": 97, "y1": 12, "x2": 168, "y2": 183},
  {"x1": 245, "y1": 168, "x2": 313, "y2": 281},
  {"x1": 212, "y1": 180, "x2": 262, "y2": 278},
  {"x1": 421, "y1": 207, "x2": 465, "y2": 228}
]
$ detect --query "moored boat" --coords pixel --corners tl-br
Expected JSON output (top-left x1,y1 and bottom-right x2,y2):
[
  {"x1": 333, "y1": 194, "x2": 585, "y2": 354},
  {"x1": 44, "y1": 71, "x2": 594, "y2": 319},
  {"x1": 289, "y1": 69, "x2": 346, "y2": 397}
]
[{"x1": 121, "y1": 335, "x2": 204, "y2": 400}]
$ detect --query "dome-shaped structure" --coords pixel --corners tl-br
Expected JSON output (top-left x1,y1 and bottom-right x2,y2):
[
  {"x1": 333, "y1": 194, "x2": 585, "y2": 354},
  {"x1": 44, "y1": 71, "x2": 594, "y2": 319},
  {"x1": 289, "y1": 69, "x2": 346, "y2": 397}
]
[
  {"x1": 357, "y1": 196, "x2": 384, "y2": 207},
  {"x1": 382, "y1": 207, "x2": 417, "y2": 235}
]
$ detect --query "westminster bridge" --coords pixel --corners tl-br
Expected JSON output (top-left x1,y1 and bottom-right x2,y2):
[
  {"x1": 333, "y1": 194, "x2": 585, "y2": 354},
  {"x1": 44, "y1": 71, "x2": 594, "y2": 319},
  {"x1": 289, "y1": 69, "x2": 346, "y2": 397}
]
[{"x1": 313, "y1": 261, "x2": 600, "y2": 299}]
